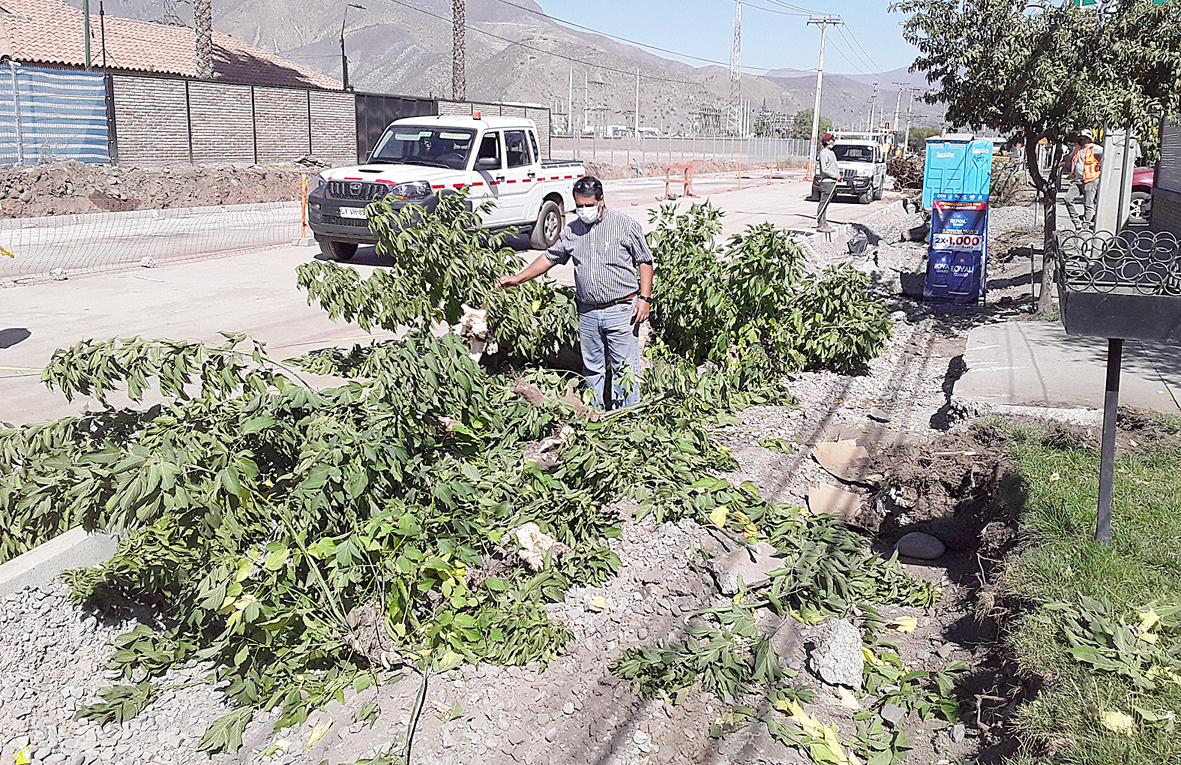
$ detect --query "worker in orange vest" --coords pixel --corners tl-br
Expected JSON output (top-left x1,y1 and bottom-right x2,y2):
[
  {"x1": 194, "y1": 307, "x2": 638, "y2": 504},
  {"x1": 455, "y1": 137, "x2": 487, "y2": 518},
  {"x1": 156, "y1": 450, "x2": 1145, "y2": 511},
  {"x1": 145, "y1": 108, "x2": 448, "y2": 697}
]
[{"x1": 1060, "y1": 129, "x2": 1103, "y2": 232}]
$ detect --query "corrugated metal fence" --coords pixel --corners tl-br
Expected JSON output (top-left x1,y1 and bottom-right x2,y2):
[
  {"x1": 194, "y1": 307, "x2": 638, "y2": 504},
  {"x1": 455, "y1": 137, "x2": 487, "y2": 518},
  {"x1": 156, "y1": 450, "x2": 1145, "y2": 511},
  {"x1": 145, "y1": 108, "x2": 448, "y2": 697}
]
[{"x1": 0, "y1": 64, "x2": 109, "y2": 166}]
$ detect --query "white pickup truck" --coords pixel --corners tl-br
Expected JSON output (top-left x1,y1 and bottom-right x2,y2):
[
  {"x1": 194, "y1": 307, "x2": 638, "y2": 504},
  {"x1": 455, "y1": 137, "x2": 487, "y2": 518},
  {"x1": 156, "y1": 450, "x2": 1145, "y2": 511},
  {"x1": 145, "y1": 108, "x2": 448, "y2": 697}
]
[{"x1": 307, "y1": 115, "x2": 585, "y2": 261}]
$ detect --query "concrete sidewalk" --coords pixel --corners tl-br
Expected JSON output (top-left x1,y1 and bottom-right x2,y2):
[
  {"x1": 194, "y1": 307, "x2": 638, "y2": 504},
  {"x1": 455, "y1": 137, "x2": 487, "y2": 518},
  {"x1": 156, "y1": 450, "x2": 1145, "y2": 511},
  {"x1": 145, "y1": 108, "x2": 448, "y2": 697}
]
[{"x1": 953, "y1": 320, "x2": 1181, "y2": 418}]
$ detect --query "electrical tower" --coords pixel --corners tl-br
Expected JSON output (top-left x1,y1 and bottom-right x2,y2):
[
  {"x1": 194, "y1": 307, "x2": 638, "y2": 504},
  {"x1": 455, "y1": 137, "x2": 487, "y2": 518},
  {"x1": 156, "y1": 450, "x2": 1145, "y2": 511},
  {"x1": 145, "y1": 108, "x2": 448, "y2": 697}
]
[
  {"x1": 729, "y1": 0, "x2": 742, "y2": 135},
  {"x1": 159, "y1": 0, "x2": 187, "y2": 27},
  {"x1": 804, "y1": 16, "x2": 842, "y2": 181},
  {"x1": 452, "y1": 0, "x2": 465, "y2": 100}
]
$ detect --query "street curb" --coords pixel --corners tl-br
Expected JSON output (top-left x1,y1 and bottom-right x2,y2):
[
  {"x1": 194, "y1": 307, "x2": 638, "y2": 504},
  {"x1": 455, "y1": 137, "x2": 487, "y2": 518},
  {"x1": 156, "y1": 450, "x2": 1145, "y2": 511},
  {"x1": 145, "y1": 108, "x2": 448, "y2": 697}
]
[
  {"x1": 6, "y1": 200, "x2": 300, "y2": 230},
  {"x1": 0, "y1": 527, "x2": 118, "y2": 597},
  {"x1": 948, "y1": 395, "x2": 1104, "y2": 426}
]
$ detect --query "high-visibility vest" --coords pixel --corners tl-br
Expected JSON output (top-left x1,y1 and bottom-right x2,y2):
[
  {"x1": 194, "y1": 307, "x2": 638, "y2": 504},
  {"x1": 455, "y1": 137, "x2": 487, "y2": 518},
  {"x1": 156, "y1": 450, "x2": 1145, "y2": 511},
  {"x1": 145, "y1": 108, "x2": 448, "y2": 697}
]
[{"x1": 1070, "y1": 144, "x2": 1101, "y2": 183}]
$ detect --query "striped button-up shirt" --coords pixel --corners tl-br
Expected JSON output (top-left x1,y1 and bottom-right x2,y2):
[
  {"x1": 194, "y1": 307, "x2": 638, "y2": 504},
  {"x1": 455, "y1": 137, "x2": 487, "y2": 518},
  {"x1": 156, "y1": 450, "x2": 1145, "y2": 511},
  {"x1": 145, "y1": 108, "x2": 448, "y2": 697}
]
[{"x1": 545, "y1": 208, "x2": 654, "y2": 305}]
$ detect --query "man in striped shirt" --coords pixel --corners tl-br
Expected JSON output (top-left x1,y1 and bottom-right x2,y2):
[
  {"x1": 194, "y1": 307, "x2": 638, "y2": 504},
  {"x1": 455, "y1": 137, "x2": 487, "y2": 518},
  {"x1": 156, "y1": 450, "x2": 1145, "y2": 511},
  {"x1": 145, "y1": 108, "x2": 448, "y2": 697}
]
[{"x1": 495, "y1": 176, "x2": 654, "y2": 409}]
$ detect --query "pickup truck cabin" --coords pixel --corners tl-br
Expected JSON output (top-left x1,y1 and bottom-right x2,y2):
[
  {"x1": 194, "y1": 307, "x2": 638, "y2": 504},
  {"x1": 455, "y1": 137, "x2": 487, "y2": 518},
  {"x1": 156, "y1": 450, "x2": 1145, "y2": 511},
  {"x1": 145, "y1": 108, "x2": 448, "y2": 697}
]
[{"x1": 307, "y1": 116, "x2": 584, "y2": 261}]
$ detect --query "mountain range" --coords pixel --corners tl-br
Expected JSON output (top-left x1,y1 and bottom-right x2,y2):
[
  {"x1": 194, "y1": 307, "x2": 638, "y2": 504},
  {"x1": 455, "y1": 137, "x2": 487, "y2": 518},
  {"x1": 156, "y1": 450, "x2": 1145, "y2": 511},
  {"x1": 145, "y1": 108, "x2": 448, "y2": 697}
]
[{"x1": 72, "y1": 0, "x2": 945, "y2": 133}]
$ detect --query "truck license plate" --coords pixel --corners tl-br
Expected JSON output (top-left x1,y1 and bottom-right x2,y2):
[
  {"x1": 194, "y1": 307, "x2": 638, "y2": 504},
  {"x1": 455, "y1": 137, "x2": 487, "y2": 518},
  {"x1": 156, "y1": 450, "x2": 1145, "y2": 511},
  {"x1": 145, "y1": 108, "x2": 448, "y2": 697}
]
[{"x1": 338, "y1": 206, "x2": 367, "y2": 219}]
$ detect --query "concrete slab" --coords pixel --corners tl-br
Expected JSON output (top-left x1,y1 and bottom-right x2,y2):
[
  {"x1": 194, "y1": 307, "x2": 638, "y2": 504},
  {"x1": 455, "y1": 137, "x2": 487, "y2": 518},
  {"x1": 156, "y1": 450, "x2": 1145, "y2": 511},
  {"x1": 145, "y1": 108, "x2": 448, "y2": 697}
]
[
  {"x1": 953, "y1": 320, "x2": 1181, "y2": 416},
  {"x1": 0, "y1": 527, "x2": 118, "y2": 597}
]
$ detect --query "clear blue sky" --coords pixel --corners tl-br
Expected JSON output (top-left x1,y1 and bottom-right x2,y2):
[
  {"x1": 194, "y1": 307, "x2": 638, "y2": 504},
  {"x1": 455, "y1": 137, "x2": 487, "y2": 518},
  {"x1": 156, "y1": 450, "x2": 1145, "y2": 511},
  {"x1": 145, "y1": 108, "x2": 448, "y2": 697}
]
[{"x1": 537, "y1": 0, "x2": 917, "y2": 75}]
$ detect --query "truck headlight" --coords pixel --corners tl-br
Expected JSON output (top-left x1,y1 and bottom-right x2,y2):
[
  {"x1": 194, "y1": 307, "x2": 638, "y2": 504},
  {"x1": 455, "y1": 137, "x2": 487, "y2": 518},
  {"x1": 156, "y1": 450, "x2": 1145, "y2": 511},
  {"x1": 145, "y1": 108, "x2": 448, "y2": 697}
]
[
  {"x1": 315, "y1": 174, "x2": 328, "y2": 193},
  {"x1": 387, "y1": 181, "x2": 432, "y2": 200},
  {"x1": 855, "y1": 167, "x2": 874, "y2": 177}
]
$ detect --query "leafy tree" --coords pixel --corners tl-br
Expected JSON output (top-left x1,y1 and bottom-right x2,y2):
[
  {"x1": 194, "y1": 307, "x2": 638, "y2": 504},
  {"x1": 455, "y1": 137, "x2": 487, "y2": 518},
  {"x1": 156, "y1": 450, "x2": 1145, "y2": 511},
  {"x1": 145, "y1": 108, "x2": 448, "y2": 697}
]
[
  {"x1": 893, "y1": 0, "x2": 1181, "y2": 312},
  {"x1": 907, "y1": 127, "x2": 941, "y2": 155},
  {"x1": 792, "y1": 109, "x2": 833, "y2": 140}
]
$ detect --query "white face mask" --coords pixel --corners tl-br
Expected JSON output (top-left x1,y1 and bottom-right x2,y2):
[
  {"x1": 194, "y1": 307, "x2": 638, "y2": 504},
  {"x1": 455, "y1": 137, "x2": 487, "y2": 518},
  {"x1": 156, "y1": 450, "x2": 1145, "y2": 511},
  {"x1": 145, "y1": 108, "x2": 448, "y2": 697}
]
[{"x1": 576, "y1": 204, "x2": 600, "y2": 225}]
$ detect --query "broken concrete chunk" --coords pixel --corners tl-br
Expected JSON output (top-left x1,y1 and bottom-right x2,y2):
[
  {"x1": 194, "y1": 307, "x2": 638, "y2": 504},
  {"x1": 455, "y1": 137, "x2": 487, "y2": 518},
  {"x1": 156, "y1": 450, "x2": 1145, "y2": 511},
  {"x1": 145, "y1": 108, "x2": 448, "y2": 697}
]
[
  {"x1": 880, "y1": 703, "x2": 905, "y2": 727},
  {"x1": 812, "y1": 440, "x2": 875, "y2": 485},
  {"x1": 950, "y1": 722, "x2": 966, "y2": 743},
  {"x1": 807, "y1": 484, "x2": 864, "y2": 526},
  {"x1": 895, "y1": 531, "x2": 946, "y2": 560},
  {"x1": 511, "y1": 522, "x2": 568, "y2": 571},
  {"x1": 708, "y1": 542, "x2": 784, "y2": 596},
  {"x1": 807, "y1": 618, "x2": 864, "y2": 690}
]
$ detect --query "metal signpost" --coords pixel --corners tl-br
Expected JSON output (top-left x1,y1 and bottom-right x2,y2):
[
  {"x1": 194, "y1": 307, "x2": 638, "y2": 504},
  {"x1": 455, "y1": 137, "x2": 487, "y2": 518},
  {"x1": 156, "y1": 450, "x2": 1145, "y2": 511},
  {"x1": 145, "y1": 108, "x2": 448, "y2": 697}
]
[{"x1": 1053, "y1": 229, "x2": 1181, "y2": 544}]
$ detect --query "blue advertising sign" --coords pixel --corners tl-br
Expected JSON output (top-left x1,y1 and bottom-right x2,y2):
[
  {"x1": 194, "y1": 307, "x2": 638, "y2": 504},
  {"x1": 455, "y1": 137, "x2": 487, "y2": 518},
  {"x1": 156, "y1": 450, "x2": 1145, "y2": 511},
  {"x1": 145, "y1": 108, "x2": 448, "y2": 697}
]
[
  {"x1": 925, "y1": 195, "x2": 988, "y2": 306},
  {"x1": 922, "y1": 137, "x2": 994, "y2": 210}
]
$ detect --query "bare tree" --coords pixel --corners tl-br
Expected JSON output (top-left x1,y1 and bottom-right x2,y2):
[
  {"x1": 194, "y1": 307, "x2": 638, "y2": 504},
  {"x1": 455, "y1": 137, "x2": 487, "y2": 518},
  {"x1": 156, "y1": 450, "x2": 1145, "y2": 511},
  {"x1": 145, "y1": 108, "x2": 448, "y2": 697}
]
[{"x1": 194, "y1": 0, "x2": 213, "y2": 79}]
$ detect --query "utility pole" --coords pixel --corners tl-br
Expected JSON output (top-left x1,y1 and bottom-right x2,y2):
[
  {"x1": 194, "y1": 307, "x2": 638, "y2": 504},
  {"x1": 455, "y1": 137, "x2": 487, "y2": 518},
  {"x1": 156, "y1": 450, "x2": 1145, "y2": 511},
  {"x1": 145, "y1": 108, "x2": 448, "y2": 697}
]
[
  {"x1": 635, "y1": 70, "x2": 640, "y2": 134},
  {"x1": 568, "y1": 67, "x2": 574, "y2": 135},
  {"x1": 729, "y1": 0, "x2": 743, "y2": 135},
  {"x1": 903, "y1": 88, "x2": 915, "y2": 156},
  {"x1": 452, "y1": 0, "x2": 465, "y2": 100},
  {"x1": 83, "y1": 0, "x2": 92, "y2": 70},
  {"x1": 583, "y1": 71, "x2": 589, "y2": 132},
  {"x1": 339, "y1": 3, "x2": 364, "y2": 92},
  {"x1": 805, "y1": 16, "x2": 842, "y2": 181},
  {"x1": 866, "y1": 82, "x2": 878, "y2": 133},
  {"x1": 891, "y1": 81, "x2": 906, "y2": 136}
]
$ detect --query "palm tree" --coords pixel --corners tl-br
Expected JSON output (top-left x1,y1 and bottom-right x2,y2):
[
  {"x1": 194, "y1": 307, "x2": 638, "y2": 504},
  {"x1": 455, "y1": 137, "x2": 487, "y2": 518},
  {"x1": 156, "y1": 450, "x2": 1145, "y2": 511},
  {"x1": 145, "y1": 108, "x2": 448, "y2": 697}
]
[{"x1": 194, "y1": 0, "x2": 213, "y2": 79}]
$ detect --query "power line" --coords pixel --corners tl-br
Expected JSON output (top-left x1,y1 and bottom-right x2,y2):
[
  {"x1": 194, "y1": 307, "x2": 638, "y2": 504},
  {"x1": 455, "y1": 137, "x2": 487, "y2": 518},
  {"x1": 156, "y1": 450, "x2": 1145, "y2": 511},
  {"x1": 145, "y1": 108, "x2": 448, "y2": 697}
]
[
  {"x1": 835, "y1": 26, "x2": 876, "y2": 75},
  {"x1": 841, "y1": 25, "x2": 885, "y2": 74},
  {"x1": 825, "y1": 33, "x2": 872, "y2": 76},
  {"x1": 744, "y1": 0, "x2": 809, "y2": 17},
  {"x1": 380, "y1": 0, "x2": 700, "y2": 85},
  {"x1": 483, "y1": 0, "x2": 782, "y2": 72}
]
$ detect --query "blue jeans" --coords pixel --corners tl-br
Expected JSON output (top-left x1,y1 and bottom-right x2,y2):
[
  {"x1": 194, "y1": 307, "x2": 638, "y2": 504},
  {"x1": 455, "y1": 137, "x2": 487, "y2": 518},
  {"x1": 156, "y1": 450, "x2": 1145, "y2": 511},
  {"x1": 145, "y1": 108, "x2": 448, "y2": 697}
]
[{"x1": 577, "y1": 297, "x2": 641, "y2": 409}]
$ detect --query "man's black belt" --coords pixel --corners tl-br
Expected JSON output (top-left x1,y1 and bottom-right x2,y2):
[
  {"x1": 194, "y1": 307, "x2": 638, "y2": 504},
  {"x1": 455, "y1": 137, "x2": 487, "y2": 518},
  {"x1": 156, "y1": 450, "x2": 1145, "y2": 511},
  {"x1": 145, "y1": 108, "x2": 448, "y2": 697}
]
[{"x1": 581, "y1": 291, "x2": 638, "y2": 310}]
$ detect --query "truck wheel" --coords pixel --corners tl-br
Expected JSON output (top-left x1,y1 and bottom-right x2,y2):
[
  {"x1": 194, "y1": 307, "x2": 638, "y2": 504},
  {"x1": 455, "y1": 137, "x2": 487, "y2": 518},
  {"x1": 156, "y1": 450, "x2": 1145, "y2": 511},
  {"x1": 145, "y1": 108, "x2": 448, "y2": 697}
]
[
  {"x1": 320, "y1": 240, "x2": 357, "y2": 262},
  {"x1": 808, "y1": 187, "x2": 821, "y2": 202},
  {"x1": 530, "y1": 200, "x2": 563, "y2": 250},
  {"x1": 858, "y1": 190, "x2": 872, "y2": 205},
  {"x1": 873, "y1": 182, "x2": 884, "y2": 201},
  {"x1": 1128, "y1": 190, "x2": 1152, "y2": 225}
]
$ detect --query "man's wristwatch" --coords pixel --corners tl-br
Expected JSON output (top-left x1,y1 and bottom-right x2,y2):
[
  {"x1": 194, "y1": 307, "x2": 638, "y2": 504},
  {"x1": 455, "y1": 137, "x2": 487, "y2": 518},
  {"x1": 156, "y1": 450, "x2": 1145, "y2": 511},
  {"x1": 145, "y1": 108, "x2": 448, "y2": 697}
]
[{"x1": 638, "y1": 295, "x2": 652, "y2": 303}]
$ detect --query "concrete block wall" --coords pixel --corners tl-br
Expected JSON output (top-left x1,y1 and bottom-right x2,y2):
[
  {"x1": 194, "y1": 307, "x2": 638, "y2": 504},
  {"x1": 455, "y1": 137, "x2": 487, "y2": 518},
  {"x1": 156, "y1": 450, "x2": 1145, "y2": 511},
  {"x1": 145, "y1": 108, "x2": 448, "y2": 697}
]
[
  {"x1": 110, "y1": 75, "x2": 357, "y2": 167},
  {"x1": 1153, "y1": 121, "x2": 1181, "y2": 235},
  {"x1": 1151, "y1": 187, "x2": 1181, "y2": 236},
  {"x1": 111, "y1": 75, "x2": 190, "y2": 166},
  {"x1": 189, "y1": 81, "x2": 254, "y2": 164},
  {"x1": 254, "y1": 87, "x2": 311, "y2": 164},
  {"x1": 310, "y1": 91, "x2": 356, "y2": 166}
]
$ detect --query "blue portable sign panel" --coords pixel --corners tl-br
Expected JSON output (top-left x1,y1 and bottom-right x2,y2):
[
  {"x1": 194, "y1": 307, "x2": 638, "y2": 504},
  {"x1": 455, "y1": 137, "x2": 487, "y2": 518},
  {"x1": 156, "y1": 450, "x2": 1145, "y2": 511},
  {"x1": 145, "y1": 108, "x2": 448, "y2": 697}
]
[
  {"x1": 924, "y1": 195, "x2": 989, "y2": 306},
  {"x1": 922, "y1": 136, "x2": 994, "y2": 209},
  {"x1": 0, "y1": 64, "x2": 110, "y2": 166}
]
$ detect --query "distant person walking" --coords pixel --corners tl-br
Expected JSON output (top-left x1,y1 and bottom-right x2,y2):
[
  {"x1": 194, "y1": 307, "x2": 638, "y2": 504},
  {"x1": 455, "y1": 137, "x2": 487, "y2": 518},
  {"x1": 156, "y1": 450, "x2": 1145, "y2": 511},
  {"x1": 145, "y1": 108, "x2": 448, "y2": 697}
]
[
  {"x1": 1062, "y1": 129, "x2": 1103, "y2": 232},
  {"x1": 495, "y1": 176, "x2": 654, "y2": 410},
  {"x1": 816, "y1": 133, "x2": 840, "y2": 233}
]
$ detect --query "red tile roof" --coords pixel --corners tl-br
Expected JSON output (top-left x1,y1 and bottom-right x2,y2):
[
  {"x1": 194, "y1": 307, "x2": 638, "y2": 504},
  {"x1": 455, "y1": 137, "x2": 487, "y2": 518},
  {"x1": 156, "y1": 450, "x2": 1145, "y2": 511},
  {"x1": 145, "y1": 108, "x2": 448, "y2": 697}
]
[{"x1": 0, "y1": 0, "x2": 341, "y2": 90}]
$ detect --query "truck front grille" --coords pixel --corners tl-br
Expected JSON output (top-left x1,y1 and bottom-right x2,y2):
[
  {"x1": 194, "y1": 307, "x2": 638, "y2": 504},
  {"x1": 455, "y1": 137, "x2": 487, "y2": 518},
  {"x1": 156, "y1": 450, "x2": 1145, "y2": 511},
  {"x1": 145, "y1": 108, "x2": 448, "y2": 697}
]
[{"x1": 327, "y1": 181, "x2": 386, "y2": 200}]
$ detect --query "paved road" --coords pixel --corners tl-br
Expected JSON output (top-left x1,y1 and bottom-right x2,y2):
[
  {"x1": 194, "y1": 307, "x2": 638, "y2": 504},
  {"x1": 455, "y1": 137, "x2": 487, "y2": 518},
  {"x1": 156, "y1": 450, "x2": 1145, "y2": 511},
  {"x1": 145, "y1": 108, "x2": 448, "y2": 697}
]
[
  {"x1": 0, "y1": 175, "x2": 895, "y2": 425},
  {"x1": 0, "y1": 202, "x2": 301, "y2": 285}
]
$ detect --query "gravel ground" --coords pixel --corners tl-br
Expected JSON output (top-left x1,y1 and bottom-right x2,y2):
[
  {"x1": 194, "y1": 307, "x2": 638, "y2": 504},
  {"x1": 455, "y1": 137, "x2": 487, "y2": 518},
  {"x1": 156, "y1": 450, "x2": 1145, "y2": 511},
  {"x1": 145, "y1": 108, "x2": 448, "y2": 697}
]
[{"x1": 2, "y1": 204, "x2": 1040, "y2": 765}]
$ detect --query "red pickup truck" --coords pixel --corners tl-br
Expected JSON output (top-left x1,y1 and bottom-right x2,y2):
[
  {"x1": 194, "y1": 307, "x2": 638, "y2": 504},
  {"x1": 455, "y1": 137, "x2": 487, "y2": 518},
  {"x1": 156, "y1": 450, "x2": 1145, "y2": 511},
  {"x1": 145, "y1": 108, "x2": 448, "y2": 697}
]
[{"x1": 1130, "y1": 166, "x2": 1153, "y2": 226}]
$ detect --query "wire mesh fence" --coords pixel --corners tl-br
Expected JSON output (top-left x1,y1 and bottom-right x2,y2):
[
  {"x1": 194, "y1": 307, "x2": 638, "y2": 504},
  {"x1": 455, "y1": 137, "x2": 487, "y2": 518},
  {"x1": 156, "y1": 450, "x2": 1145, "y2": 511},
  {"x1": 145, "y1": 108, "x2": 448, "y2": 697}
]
[
  {"x1": 0, "y1": 194, "x2": 304, "y2": 286},
  {"x1": 548, "y1": 135, "x2": 811, "y2": 167}
]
